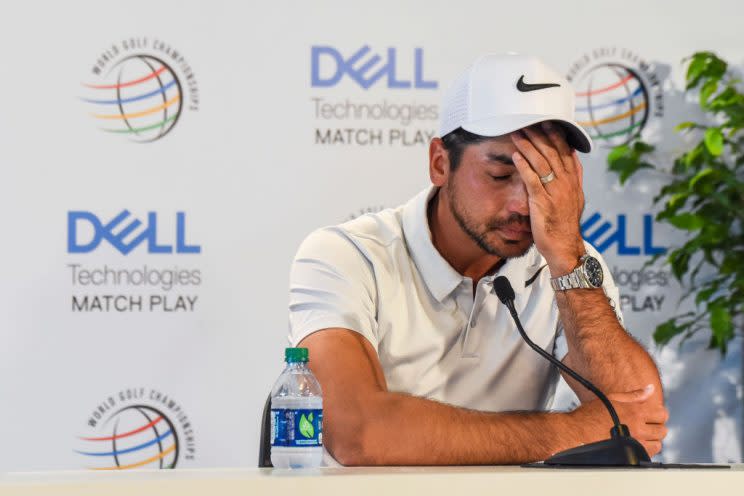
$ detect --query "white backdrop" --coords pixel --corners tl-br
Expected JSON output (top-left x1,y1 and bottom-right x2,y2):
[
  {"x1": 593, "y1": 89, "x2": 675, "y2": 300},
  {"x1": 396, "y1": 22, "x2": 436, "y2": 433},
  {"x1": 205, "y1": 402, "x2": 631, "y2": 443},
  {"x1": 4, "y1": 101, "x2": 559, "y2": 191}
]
[{"x1": 0, "y1": 0, "x2": 741, "y2": 470}]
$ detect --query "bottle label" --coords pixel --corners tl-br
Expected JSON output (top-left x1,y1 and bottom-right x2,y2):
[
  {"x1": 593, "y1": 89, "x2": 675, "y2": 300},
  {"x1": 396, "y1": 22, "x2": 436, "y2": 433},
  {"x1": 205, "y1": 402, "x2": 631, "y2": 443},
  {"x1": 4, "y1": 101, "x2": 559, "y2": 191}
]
[{"x1": 271, "y1": 408, "x2": 323, "y2": 447}]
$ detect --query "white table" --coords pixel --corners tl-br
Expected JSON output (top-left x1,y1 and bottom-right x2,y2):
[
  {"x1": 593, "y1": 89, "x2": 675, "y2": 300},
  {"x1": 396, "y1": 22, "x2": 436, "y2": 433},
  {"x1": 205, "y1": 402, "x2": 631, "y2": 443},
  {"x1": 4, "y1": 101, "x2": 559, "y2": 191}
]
[{"x1": 2, "y1": 465, "x2": 741, "y2": 496}]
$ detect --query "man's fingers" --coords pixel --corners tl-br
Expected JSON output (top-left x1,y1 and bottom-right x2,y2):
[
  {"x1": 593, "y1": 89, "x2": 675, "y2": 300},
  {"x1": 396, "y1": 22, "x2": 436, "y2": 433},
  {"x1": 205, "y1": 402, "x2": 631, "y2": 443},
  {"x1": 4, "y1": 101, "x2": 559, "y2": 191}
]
[
  {"x1": 511, "y1": 130, "x2": 554, "y2": 178},
  {"x1": 643, "y1": 441, "x2": 662, "y2": 457},
  {"x1": 575, "y1": 152, "x2": 584, "y2": 191},
  {"x1": 607, "y1": 384, "x2": 655, "y2": 403},
  {"x1": 635, "y1": 418, "x2": 668, "y2": 440},
  {"x1": 522, "y1": 126, "x2": 566, "y2": 176},
  {"x1": 646, "y1": 405, "x2": 670, "y2": 425},
  {"x1": 512, "y1": 151, "x2": 546, "y2": 198},
  {"x1": 540, "y1": 122, "x2": 574, "y2": 174},
  {"x1": 639, "y1": 422, "x2": 668, "y2": 441}
]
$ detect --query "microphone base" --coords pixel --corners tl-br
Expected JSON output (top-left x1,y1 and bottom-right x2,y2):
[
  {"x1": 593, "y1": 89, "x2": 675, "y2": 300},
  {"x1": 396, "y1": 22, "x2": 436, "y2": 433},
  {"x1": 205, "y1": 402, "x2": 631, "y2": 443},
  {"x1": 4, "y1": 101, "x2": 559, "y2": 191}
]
[{"x1": 544, "y1": 435, "x2": 651, "y2": 467}]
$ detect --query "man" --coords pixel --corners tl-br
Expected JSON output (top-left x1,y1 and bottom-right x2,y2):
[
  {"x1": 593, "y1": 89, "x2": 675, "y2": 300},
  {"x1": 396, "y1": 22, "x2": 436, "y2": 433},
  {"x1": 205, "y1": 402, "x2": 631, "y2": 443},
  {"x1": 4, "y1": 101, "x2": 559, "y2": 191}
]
[{"x1": 288, "y1": 54, "x2": 668, "y2": 466}]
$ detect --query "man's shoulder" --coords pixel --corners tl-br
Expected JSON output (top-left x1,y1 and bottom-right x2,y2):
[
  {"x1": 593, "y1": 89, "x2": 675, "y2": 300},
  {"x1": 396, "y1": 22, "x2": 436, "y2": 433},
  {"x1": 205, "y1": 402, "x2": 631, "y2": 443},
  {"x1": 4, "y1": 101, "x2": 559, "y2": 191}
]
[
  {"x1": 295, "y1": 206, "x2": 407, "y2": 265},
  {"x1": 338, "y1": 207, "x2": 406, "y2": 246},
  {"x1": 305, "y1": 207, "x2": 405, "y2": 247}
]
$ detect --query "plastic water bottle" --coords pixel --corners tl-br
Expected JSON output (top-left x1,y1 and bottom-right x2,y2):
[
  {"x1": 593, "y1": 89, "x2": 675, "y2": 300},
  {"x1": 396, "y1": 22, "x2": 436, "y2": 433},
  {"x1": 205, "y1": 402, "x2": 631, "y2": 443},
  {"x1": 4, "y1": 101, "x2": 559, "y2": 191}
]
[{"x1": 270, "y1": 347, "x2": 323, "y2": 468}]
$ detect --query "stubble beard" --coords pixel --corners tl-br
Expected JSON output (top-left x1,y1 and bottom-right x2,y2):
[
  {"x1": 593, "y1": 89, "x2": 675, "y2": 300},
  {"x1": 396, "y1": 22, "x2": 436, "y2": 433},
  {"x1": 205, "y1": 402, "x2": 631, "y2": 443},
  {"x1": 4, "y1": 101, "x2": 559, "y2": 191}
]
[{"x1": 447, "y1": 183, "x2": 533, "y2": 259}]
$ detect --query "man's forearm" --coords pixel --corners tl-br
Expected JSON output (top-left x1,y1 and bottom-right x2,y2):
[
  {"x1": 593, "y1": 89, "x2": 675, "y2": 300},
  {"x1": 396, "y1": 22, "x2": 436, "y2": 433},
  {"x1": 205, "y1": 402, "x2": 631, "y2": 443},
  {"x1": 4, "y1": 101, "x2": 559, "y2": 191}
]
[
  {"x1": 330, "y1": 391, "x2": 580, "y2": 466},
  {"x1": 555, "y1": 287, "x2": 662, "y2": 399}
]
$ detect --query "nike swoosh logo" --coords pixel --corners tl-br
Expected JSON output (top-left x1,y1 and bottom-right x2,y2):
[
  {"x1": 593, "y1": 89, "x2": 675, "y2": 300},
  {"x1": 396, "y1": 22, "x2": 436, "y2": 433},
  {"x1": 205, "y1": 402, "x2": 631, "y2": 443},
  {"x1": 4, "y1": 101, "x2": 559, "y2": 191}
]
[{"x1": 516, "y1": 75, "x2": 561, "y2": 92}]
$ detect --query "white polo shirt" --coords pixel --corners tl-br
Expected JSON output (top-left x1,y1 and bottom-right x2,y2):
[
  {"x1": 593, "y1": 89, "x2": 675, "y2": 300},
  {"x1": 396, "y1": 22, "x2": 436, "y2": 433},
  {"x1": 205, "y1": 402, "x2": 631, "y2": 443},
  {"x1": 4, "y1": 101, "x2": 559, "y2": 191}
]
[{"x1": 288, "y1": 186, "x2": 622, "y2": 413}]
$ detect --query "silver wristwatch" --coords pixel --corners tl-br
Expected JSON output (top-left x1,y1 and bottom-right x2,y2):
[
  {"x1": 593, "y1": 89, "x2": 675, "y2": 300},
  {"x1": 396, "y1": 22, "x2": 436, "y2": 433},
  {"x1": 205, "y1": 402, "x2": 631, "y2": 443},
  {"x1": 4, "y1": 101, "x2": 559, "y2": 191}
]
[{"x1": 550, "y1": 254, "x2": 604, "y2": 291}]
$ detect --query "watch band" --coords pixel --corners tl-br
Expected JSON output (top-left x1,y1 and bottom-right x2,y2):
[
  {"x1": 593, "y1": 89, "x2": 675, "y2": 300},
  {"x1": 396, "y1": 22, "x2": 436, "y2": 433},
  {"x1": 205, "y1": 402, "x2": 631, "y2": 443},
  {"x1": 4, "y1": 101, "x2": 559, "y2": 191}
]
[{"x1": 550, "y1": 255, "x2": 592, "y2": 291}]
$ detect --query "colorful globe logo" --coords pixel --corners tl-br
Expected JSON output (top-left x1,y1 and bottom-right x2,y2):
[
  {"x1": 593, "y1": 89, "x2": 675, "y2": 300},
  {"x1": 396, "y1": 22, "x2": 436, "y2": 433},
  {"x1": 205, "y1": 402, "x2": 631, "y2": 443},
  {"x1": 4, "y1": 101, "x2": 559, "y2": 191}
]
[
  {"x1": 76, "y1": 405, "x2": 180, "y2": 470},
  {"x1": 574, "y1": 64, "x2": 650, "y2": 147},
  {"x1": 82, "y1": 55, "x2": 183, "y2": 142}
]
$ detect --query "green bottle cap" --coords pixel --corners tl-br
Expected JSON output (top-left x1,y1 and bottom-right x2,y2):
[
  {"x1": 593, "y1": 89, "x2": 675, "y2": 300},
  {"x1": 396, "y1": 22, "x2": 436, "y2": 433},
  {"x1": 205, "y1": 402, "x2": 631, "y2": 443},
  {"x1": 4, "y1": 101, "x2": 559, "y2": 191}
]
[{"x1": 285, "y1": 347, "x2": 309, "y2": 363}]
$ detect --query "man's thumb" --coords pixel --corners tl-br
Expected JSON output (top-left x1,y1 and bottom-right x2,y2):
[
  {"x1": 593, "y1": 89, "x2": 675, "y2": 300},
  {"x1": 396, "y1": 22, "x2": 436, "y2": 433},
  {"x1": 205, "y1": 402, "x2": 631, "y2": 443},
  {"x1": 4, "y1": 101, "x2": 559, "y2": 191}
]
[{"x1": 607, "y1": 384, "x2": 654, "y2": 403}]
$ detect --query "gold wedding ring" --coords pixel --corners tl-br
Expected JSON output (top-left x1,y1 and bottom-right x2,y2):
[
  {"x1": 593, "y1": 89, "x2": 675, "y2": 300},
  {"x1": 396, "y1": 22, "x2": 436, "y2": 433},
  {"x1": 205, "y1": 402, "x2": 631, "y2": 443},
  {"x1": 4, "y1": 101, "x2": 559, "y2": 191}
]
[{"x1": 539, "y1": 170, "x2": 556, "y2": 184}]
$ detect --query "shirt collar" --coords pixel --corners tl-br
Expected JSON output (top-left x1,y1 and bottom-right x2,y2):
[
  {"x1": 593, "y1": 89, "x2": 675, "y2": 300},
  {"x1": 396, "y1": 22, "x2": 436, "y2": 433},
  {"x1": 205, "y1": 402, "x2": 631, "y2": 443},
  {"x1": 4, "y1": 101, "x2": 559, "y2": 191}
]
[{"x1": 401, "y1": 186, "x2": 545, "y2": 302}]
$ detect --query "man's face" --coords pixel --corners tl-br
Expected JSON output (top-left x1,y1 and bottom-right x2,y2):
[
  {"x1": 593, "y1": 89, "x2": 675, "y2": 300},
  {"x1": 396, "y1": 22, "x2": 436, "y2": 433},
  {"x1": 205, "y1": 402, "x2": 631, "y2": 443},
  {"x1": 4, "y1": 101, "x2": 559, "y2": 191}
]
[{"x1": 445, "y1": 132, "x2": 533, "y2": 259}]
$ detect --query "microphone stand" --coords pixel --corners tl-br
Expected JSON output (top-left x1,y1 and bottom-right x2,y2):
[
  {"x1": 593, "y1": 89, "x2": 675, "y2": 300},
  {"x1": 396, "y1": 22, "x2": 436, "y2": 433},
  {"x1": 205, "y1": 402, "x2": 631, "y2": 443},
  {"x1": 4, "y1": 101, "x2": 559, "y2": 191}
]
[{"x1": 492, "y1": 276, "x2": 650, "y2": 466}]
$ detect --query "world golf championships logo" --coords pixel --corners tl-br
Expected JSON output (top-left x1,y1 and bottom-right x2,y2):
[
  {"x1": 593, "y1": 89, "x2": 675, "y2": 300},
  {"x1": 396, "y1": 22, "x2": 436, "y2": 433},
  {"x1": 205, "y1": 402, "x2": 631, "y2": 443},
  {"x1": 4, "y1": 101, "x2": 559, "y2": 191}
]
[
  {"x1": 77, "y1": 405, "x2": 179, "y2": 469},
  {"x1": 77, "y1": 389, "x2": 195, "y2": 470},
  {"x1": 83, "y1": 56, "x2": 182, "y2": 142},
  {"x1": 567, "y1": 48, "x2": 663, "y2": 148},
  {"x1": 82, "y1": 39, "x2": 199, "y2": 142},
  {"x1": 574, "y1": 65, "x2": 649, "y2": 147}
]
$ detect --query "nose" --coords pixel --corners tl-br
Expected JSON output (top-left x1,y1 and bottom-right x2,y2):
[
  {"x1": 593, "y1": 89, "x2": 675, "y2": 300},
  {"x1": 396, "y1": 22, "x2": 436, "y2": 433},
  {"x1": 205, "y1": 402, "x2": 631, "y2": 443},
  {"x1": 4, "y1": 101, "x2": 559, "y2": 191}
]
[{"x1": 505, "y1": 180, "x2": 530, "y2": 217}]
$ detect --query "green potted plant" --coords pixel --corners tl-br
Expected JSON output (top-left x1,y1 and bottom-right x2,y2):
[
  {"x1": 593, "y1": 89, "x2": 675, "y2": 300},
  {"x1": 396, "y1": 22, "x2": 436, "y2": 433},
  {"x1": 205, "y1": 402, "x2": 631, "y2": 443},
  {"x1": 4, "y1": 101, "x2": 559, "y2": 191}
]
[{"x1": 606, "y1": 51, "x2": 743, "y2": 354}]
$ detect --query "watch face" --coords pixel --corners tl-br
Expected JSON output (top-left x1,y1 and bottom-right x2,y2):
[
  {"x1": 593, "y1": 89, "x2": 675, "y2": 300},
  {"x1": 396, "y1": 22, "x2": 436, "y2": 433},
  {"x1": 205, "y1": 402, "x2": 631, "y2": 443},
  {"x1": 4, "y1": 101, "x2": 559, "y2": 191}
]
[{"x1": 584, "y1": 256, "x2": 604, "y2": 287}]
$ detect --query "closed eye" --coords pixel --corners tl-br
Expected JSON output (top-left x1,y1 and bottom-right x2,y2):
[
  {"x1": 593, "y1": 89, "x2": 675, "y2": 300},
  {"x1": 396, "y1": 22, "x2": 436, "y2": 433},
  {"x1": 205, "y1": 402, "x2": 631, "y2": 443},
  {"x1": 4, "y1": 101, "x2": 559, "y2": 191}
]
[{"x1": 490, "y1": 174, "x2": 511, "y2": 181}]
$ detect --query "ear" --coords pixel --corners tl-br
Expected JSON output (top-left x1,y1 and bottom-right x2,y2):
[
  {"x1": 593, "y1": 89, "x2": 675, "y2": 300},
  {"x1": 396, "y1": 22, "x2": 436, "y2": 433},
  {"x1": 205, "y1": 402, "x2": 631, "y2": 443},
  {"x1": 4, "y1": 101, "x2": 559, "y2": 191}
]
[{"x1": 429, "y1": 138, "x2": 450, "y2": 187}]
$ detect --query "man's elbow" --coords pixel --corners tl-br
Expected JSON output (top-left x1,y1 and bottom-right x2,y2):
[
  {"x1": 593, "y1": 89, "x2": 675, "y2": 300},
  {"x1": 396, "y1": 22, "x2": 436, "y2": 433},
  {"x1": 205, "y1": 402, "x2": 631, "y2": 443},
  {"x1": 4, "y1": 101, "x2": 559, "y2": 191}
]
[
  {"x1": 324, "y1": 396, "x2": 394, "y2": 466},
  {"x1": 328, "y1": 442, "x2": 369, "y2": 466},
  {"x1": 325, "y1": 420, "x2": 379, "y2": 466}
]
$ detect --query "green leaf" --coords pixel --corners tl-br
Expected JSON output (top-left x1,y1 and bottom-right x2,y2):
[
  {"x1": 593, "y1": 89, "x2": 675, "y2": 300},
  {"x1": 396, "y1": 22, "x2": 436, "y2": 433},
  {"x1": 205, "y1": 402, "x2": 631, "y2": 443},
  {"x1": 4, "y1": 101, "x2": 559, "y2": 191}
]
[
  {"x1": 709, "y1": 302, "x2": 734, "y2": 353},
  {"x1": 685, "y1": 52, "x2": 727, "y2": 90},
  {"x1": 657, "y1": 200, "x2": 684, "y2": 221},
  {"x1": 698, "y1": 222, "x2": 727, "y2": 245},
  {"x1": 607, "y1": 141, "x2": 656, "y2": 185},
  {"x1": 666, "y1": 192, "x2": 689, "y2": 209},
  {"x1": 654, "y1": 319, "x2": 687, "y2": 345},
  {"x1": 704, "y1": 54, "x2": 728, "y2": 82},
  {"x1": 721, "y1": 254, "x2": 742, "y2": 275},
  {"x1": 607, "y1": 144, "x2": 630, "y2": 163},
  {"x1": 704, "y1": 128, "x2": 724, "y2": 156},
  {"x1": 667, "y1": 213, "x2": 705, "y2": 230},
  {"x1": 700, "y1": 79, "x2": 719, "y2": 108},
  {"x1": 709, "y1": 87, "x2": 739, "y2": 111},
  {"x1": 633, "y1": 141, "x2": 655, "y2": 154},
  {"x1": 608, "y1": 156, "x2": 636, "y2": 185},
  {"x1": 655, "y1": 180, "x2": 688, "y2": 204},
  {"x1": 710, "y1": 192, "x2": 733, "y2": 213},
  {"x1": 623, "y1": 162, "x2": 653, "y2": 184},
  {"x1": 688, "y1": 168, "x2": 716, "y2": 190},
  {"x1": 299, "y1": 413, "x2": 315, "y2": 439},
  {"x1": 669, "y1": 249, "x2": 691, "y2": 282},
  {"x1": 696, "y1": 286, "x2": 717, "y2": 306},
  {"x1": 686, "y1": 54, "x2": 707, "y2": 89},
  {"x1": 674, "y1": 121, "x2": 698, "y2": 132},
  {"x1": 682, "y1": 144, "x2": 704, "y2": 168}
]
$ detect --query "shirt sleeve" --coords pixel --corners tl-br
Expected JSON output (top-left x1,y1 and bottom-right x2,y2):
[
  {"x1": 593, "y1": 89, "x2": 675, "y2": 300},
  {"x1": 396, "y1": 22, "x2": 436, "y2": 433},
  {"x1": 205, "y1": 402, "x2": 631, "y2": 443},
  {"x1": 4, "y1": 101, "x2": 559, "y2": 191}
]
[
  {"x1": 288, "y1": 227, "x2": 379, "y2": 351},
  {"x1": 552, "y1": 241, "x2": 625, "y2": 361}
]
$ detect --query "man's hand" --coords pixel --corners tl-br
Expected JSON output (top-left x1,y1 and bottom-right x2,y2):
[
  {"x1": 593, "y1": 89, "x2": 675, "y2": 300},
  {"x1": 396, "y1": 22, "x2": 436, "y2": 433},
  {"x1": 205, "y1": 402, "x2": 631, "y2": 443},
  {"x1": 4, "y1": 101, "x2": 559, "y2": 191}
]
[
  {"x1": 510, "y1": 122, "x2": 586, "y2": 276},
  {"x1": 569, "y1": 384, "x2": 669, "y2": 457}
]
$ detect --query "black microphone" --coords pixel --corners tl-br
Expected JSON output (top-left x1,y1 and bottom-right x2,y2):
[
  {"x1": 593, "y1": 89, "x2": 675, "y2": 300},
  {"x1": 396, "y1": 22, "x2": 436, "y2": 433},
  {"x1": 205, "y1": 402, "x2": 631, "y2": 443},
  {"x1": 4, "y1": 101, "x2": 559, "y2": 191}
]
[{"x1": 492, "y1": 275, "x2": 651, "y2": 466}]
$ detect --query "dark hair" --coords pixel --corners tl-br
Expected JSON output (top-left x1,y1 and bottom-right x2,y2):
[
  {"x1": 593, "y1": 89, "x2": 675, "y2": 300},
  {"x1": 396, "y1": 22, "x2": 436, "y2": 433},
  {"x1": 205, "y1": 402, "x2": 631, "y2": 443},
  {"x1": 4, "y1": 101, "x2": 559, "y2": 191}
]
[{"x1": 440, "y1": 127, "x2": 492, "y2": 171}]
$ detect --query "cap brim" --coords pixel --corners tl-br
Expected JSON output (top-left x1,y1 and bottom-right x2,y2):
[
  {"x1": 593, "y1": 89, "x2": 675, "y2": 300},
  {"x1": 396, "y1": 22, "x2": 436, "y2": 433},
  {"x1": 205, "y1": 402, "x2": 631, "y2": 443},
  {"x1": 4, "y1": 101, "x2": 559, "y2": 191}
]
[{"x1": 461, "y1": 114, "x2": 593, "y2": 153}]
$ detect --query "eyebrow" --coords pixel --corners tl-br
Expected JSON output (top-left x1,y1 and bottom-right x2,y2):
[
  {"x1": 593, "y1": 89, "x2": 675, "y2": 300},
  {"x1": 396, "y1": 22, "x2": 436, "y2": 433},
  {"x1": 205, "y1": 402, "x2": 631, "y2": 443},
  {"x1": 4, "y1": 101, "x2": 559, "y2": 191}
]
[{"x1": 486, "y1": 153, "x2": 515, "y2": 166}]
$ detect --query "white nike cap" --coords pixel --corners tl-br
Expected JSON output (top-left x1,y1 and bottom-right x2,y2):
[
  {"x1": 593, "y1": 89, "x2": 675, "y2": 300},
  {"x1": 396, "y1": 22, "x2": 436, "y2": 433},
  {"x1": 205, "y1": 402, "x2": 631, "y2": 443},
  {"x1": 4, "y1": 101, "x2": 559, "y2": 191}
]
[{"x1": 439, "y1": 53, "x2": 593, "y2": 153}]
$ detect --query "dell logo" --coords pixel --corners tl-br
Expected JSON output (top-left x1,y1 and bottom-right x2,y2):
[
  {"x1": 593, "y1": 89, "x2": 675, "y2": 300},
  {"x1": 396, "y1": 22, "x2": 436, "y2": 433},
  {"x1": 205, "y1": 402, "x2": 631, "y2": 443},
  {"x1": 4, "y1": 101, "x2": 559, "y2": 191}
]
[
  {"x1": 68, "y1": 211, "x2": 201, "y2": 255},
  {"x1": 311, "y1": 46, "x2": 438, "y2": 90}
]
